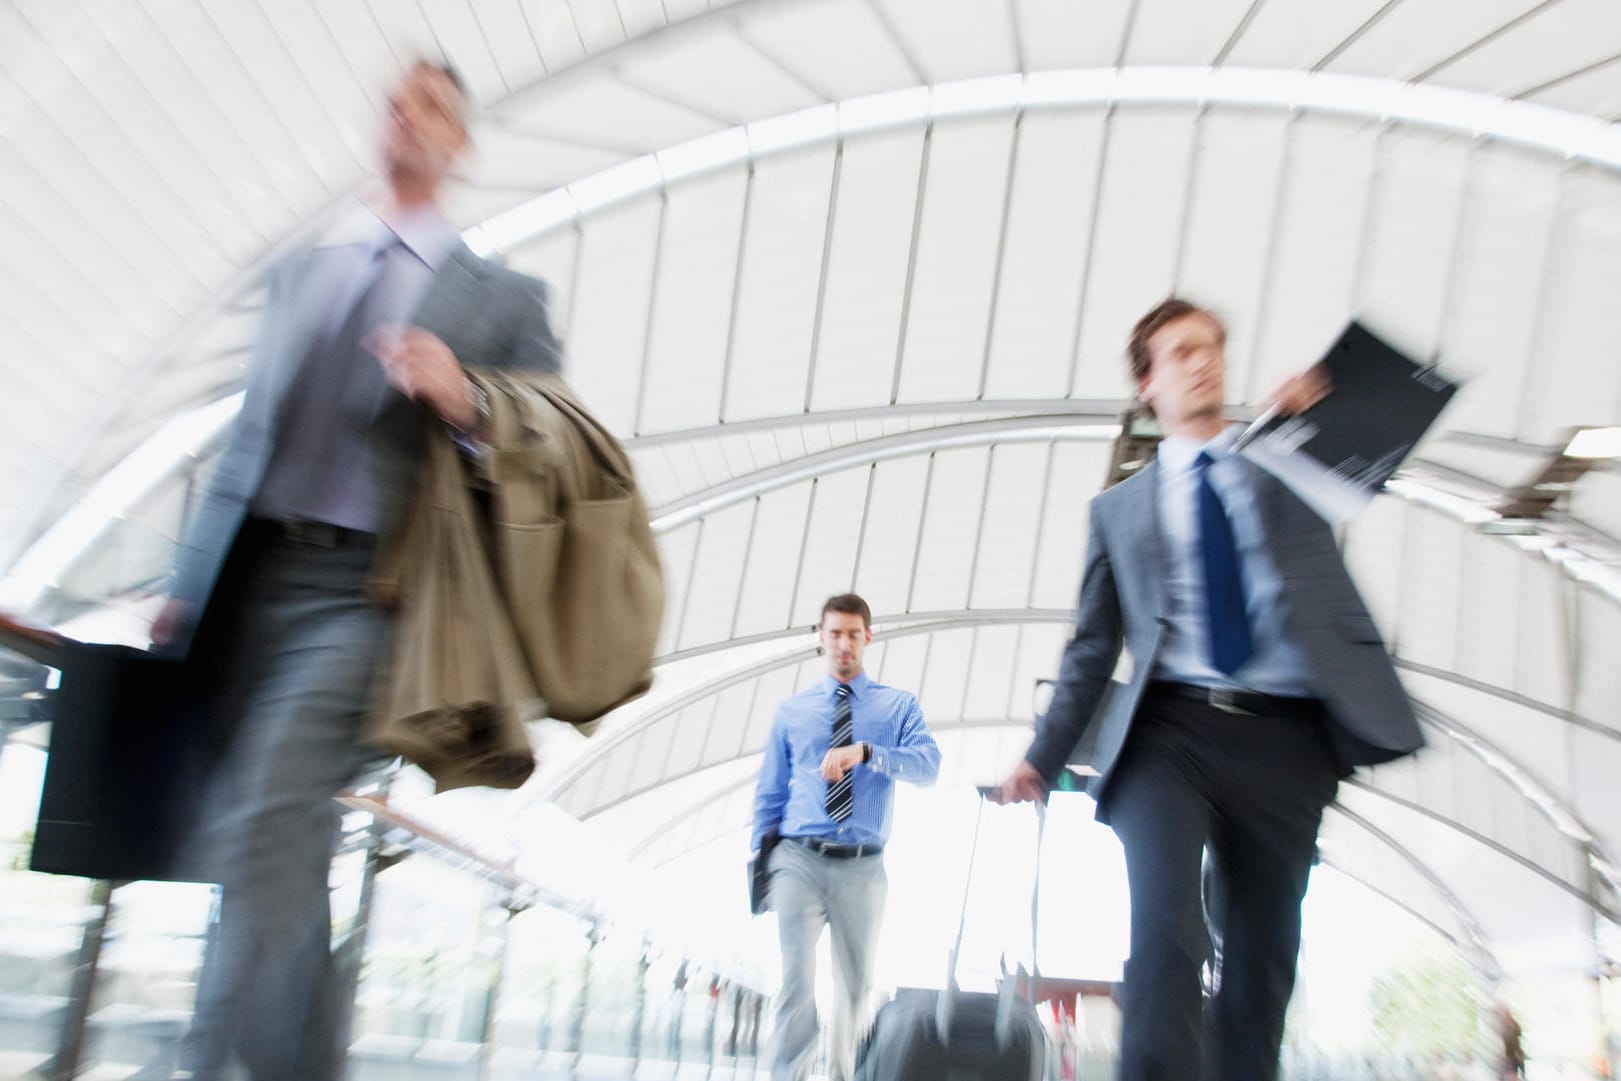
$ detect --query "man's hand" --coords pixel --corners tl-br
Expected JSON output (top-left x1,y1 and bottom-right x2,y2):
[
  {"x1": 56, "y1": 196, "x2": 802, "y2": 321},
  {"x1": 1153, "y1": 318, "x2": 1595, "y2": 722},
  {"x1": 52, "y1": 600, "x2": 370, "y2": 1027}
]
[
  {"x1": 1262, "y1": 364, "x2": 1332, "y2": 417},
  {"x1": 988, "y1": 760, "x2": 1049, "y2": 805},
  {"x1": 820, "y1": 744, "x2": 866, "y2": 782},
  {"x1": 150, "y1": 597, "x2": 197, "y2": 650},
  {"x1": 365, "y1": 325, "x2": 478, "y2": 430}
]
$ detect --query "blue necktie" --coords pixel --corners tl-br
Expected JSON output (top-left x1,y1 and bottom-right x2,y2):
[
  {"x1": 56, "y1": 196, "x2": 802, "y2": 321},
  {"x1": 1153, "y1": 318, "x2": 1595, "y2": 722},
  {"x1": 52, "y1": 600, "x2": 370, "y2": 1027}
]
[
  {"x1": 1196, "y1": 452, "x2": 1253, "y2": 676},
  {"x1": 825, "y1": 684, "x2": 854, "y2": 822}
]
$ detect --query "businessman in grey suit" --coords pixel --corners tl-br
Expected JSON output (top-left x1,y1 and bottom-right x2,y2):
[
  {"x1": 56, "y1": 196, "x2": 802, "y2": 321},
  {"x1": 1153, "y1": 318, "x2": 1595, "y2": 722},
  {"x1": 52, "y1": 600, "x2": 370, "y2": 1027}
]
[
  {"x1": 995, "y1": 298, "x2": 1423, "y2": 1081},
  {"x1": 150, "y1": 60, "x2": 561, "y2": 1081}
]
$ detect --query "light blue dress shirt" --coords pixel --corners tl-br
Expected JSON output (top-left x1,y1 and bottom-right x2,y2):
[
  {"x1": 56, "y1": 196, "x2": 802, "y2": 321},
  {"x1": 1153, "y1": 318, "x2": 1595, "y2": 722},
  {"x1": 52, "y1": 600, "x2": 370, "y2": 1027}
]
[
  {"x1": 751, "y1": 671, "x2": 941, "y2": 850},
  {"x1": 1151, "y1": 424, "x2": 1317, "y2": 696},
  {"x1": 252, "y1": 206, "x2": 462, "y2": 532}
]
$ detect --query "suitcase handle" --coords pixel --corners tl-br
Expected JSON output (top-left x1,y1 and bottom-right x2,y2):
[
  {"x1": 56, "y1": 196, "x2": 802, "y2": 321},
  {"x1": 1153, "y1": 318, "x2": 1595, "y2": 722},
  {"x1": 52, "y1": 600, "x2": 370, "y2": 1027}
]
[{"x1": 939, "y1": 792, "x2": 1046, "y2": 1046}]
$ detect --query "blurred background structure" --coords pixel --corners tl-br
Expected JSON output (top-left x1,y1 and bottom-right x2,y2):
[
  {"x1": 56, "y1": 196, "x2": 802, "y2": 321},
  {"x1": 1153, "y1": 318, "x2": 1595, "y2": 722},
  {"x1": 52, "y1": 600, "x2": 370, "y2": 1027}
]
[{"x1": 2, "y1": 0, "x2": 1621, "y2": 1077}]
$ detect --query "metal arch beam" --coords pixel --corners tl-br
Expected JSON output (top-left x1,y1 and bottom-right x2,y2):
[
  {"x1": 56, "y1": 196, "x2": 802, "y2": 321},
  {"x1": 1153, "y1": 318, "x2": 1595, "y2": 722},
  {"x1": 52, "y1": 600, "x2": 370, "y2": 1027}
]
[
  {"x1": 650, "y1": 415, "x2": 1121, "y2": 531},
  {"x1": 475, "y1": 71, "x2": 1621, "y2": 258},
  {"x1": 531, "y1": 611, "x2": 1077, "y2": 803},
  {"x1": 1323, "y1": 802, "x2": 1505, "y2": 986},
  {"x1": 1342, "y1": 777, "x2": 1618, "y2": 922}
]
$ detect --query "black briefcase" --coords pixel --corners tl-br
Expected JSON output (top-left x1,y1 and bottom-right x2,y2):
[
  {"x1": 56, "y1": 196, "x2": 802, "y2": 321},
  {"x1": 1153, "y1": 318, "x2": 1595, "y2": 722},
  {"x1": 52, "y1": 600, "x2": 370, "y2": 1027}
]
[{"x1": 31, "y1": 640, "x2": 224, "y2": 882}]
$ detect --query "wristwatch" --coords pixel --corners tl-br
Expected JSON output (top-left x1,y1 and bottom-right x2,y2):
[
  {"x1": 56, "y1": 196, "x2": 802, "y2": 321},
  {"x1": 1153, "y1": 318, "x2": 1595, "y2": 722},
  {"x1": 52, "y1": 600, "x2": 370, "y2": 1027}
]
[{"x1": 862, "y1": 742, "x2": 873, "y2": 763}]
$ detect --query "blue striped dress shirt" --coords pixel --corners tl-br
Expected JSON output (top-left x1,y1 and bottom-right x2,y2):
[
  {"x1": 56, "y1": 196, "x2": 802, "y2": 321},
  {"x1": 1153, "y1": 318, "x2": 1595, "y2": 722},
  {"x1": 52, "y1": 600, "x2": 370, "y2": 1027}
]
[{"x1": 751, "y1": 672, "x2": 941, "y2": 851}]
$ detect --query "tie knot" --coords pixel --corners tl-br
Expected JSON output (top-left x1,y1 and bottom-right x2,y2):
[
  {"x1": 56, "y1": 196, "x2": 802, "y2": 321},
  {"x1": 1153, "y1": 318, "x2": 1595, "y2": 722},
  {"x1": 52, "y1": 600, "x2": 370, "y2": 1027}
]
[
  {"x1": 835, "y1": 683, "x2": 852, "y2": 700},
  {"x1": 1196, "y1": 450, "x2": 1217, "y2": 471}
]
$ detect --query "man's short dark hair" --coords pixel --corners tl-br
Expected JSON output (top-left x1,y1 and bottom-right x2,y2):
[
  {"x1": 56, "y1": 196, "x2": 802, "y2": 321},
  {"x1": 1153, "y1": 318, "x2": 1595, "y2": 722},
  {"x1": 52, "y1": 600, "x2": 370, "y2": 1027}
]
[
  {"x1": 1127, "y1": 297, "x2": 1223, "y2": 383},
  {"x1": 819, "y1": 593, "x2": 872, "y2": 630},
  {"x1": 413, "y1": 56, "x2": 471, "y2": 124}
]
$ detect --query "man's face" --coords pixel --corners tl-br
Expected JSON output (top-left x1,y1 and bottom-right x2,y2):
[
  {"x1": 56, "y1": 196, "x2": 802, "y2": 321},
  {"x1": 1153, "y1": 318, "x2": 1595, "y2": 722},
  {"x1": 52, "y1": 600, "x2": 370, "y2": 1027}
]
[
  {"x1": 1137, "y1": 311, "x2": 1227, "y2": 432},
  {"x1": 382, "y1": 63, "x2": 468, "y2": 187},
  {"x1": 818, "y1": 611, "x2": 872, "y2": 680}
]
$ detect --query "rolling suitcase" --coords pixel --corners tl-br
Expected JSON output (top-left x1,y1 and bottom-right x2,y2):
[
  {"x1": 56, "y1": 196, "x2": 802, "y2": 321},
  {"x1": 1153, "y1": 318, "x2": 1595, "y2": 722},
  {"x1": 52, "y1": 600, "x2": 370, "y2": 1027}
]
[{"x1": 853, "y1": 794, "x2": 1049, "y2": 1081}]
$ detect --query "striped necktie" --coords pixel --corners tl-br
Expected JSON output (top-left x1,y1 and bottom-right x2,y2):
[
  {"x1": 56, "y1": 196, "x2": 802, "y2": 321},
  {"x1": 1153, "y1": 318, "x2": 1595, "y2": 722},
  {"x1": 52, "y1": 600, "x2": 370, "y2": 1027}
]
[{"x1": 825, "y1": 683, "x2": 855, "y2": 822}]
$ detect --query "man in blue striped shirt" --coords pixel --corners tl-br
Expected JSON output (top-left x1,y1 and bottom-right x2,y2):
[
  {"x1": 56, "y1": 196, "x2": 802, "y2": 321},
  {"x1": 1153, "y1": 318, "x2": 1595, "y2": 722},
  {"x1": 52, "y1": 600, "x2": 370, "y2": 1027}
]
[{"x1": 751, "y1": 593, "x2": 942, "y2": 1081}]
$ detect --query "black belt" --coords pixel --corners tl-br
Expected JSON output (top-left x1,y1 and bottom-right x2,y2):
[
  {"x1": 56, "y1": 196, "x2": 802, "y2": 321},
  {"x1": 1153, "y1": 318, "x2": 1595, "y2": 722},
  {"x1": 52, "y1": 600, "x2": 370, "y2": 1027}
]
[
  {"x1": 246, "y1": 516, "x2": 376, "y2": 550},
  {"x1": 786, "y1": 836, "x2": 883, "y2": 859},
  {"x1": 1149, "y1": 681, "x2": 1320, "y2": 719}
]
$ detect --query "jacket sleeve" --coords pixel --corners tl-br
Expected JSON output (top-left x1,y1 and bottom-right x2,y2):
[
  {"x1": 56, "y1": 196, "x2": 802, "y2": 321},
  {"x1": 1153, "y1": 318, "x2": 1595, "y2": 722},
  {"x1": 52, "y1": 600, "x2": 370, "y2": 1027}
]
[
  {"x1": 1024, "y1": 498, "x2": 1127, "y2": 782},
  {"x1": 506, "y1": 275, "x2": 563, "y2": 375}
]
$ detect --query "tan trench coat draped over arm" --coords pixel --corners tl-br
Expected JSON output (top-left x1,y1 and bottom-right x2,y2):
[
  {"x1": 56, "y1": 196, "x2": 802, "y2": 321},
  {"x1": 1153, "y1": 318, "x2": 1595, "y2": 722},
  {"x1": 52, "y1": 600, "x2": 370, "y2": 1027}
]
[{"x1": 367, "y1": 371, "x2": 664, "y2": 791}]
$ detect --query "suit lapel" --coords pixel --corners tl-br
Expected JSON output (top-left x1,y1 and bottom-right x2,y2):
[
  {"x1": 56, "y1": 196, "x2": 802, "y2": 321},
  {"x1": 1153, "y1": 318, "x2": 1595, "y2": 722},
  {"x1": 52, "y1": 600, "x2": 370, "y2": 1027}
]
[
  {"x1": 409, "y1": 243, "x2": 486, "y2": 345},
  {"x1": 1123, "y1": 459, "x2": 1169, "y2": 621},
  {"x1": 263, "y1": 249, "x2": 353, "y2": 416}
]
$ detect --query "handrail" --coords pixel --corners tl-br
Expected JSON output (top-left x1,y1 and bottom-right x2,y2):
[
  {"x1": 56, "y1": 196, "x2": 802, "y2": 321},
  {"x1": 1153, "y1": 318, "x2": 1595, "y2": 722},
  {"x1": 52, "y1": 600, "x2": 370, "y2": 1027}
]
[
  {"x1": 0, "y1": 611, "x2": 66, "y2": 668},
  {"x1": 336, "y1": 794, "x2": 608, "y2": 929}
]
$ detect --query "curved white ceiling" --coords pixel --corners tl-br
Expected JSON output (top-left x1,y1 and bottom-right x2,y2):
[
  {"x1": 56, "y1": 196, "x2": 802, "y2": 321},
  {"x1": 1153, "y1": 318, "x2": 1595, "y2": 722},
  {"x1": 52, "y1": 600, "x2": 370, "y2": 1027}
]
[{"x1": 3, "y1": 0, "x2": 1620, "y2": 976}]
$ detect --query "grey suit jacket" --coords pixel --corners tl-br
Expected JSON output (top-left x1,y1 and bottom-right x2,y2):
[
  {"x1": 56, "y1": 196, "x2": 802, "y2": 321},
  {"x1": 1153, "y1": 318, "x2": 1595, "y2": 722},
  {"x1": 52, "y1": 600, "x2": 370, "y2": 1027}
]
[
  {"x1": 168, "y1": 240, "x2": 562, "y2": 626},
  {"x1": 1025, "y1": 455, "x2": 1423, "y2": 812}
]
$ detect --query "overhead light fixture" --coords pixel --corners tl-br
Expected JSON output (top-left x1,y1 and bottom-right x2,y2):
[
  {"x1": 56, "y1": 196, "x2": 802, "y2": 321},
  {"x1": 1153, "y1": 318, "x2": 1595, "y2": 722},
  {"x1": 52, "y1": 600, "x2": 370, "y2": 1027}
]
[{"x1": 1564, "y1": 426, "x2": 1621, "y2": 460}]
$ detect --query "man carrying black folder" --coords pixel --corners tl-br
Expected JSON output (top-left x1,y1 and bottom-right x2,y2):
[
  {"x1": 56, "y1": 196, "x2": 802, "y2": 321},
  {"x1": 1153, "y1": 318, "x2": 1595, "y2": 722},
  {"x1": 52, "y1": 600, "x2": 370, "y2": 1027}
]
[{"x1": 993, "y1": 298, "x2": 1425, "y2": 1081}]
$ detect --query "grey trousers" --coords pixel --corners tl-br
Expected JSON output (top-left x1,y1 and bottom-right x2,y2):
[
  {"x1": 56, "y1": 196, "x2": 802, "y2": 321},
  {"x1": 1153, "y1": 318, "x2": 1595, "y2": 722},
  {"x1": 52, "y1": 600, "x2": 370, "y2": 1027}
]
[
  {"x1": 768, "y1": 840, "x2": 887, "y2": 1081},
  {"x1": 184, "y1": 532, "x2": 390, "y2": 1081}
]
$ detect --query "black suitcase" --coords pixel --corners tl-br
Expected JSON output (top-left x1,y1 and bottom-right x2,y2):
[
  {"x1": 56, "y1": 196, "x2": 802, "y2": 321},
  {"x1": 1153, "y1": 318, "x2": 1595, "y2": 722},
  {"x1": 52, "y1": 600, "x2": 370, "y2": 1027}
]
[{"x1": 853, "y1": 795, "x2": 1049, "y2": 1081}]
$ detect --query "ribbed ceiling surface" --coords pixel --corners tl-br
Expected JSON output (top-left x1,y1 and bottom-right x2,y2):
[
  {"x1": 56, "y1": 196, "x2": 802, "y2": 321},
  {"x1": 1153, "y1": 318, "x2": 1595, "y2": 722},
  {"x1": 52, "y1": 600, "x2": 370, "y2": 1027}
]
[{"x1": 3, "y1": 0, "x2": 1619, "y2": 986}]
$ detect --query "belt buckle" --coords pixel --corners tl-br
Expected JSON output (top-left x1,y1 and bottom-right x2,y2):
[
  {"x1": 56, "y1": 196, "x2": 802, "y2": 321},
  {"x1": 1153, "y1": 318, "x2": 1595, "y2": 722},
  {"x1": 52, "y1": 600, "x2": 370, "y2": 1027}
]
[{"x1": 1208, "y1": 688, "x2": 1253, "y2": 716}]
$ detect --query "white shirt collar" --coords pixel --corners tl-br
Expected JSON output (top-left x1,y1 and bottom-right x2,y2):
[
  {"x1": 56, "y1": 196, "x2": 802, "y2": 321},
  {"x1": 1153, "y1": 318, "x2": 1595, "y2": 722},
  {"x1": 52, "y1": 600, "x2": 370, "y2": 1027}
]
[
  {"x1": 372, "y1": 203, "x2": 462, "y2": 270},
  {"x1": 1160, "y1": 423, "x2": 1242, "y2": 475}
]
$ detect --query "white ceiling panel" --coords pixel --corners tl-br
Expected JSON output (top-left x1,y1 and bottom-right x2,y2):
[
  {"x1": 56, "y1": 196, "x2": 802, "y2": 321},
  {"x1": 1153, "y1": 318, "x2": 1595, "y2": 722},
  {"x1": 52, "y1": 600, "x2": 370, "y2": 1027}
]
[
  {"x1": 638, "y1": 168, "x2": 749, "y2": 434},
  {"x1": 982, "y1": 110, "x2": 1105, "y2": 401},
  {"x1": 851, "y1": 457, "x2": 932, "y2": 616},
  {"x1": 509, "y1": 75, "x2": 725, "y2": 153},
  {"x1": 1122, "y1": 0, "x2": 1256, "y2": 66},
  {"x1": 894, "y1": 116, "x2": 1016, "y2": 404},
  {"x1": 1512, "y1": 555, "x2": 1576, "y2": 712},
  {"x1": 722, "y1": 143, "x2": 838, "y2": 422},
  {"x1": 677, "y1": 500, "x2": 756, "y2": 650},
  {"x1": 730, "y1": 488, "x2": 811, "y2": 637},
  {"x1": 908, "y1": 446, "x2": 993, "y2": 613},
  {"x1": 626, "y1": 28, "x2": 827, "y2": 122},
  {"x1": 1432, "y1": 148, "x2": 1561, "y2": 439},
  {"x1": 1026, "y1": 442, "x2": 1096, "y2": 608},
  {"x1": 1249, "y1": 118, "x2": 1379, "y2": 394},
  {"x1": 809, "y1": 128, "x2": 927, "y2": 412},
  {"x1": 516, "y1": 0, "x2": 589, "y2": 70},
  {"x1": 1355, "y1": 129, "x2": 1472, "y2": 362},
  {"x1": 564, "y1": 198, "x2": 663, "y2": 432},
  {"x1": 1324, "y1": 0, "x2": 1546, "y2": 83},
  {"x1": 1219, "y1": 0, "x2": 1392, "y2": 70},
  {"x1": 1518, "y1": 182, "x2": 1621, "y2": 442},
  {"x1": 737, "y1": 0, "x2": 919, "y2": 101},
  {"x1": 1014, "y1": 0, "x2": 1134, "y2": 71},
  {"x1": 1393, "y1": 504, "x2": 1466, "y2": 672},
  {"x1": 1176, "y1": 110, "x2": 1291, "y2": 400},
  {"x1": 1426, "y1": 0, "x2": 1621, "y2": 102},
  {"x1": 874, "y1": 0, "x2": 1019, "y2": 83},
  {"x1": 960, "y1": 624, "x2": 1022, "y2": 720},
  {"x1": 789, "y1": 468, "x2": 872, "y2": 625},
  {"x1": 1071, "y1": 110, "x2": 1198, "y2": 399},
  {"x1": 968, "y1": 442, "x2": 1051, "y2": 609}
]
